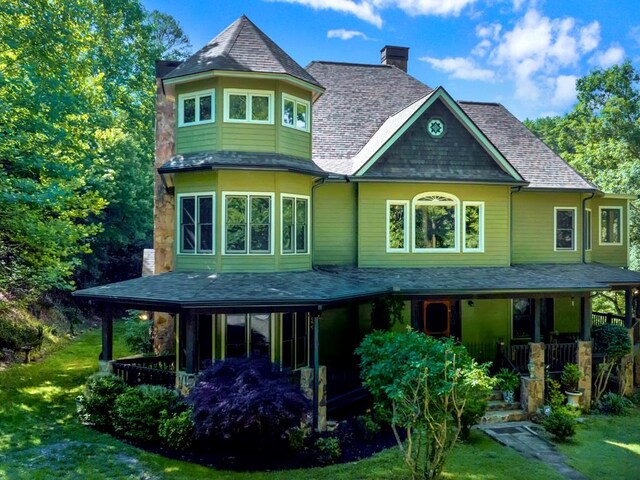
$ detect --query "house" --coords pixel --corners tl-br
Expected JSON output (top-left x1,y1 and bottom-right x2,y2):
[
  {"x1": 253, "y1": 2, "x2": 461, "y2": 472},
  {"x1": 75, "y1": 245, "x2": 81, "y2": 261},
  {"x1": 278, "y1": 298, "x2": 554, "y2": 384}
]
[{"x1": 74, "y1": 15, "x2": 640, "y2": 429}]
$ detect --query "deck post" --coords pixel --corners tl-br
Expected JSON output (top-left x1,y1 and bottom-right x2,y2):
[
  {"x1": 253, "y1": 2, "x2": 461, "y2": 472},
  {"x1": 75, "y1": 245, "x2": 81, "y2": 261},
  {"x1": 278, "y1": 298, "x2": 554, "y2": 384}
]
[
  {"x1": 533, "y1": 299, "x2": 541, "y2": 343},
  {"x1": 183, "y1": 310, "x2": 198, "y2": 375},
  {"x1": 101, "y1": 313, "x2": 113, "y2": 362},
  {"x1": 580, "y1": 295, "x2": 592, "y2": 341},
  {"x1": 625, "y1": 288, "x2": 634, "y2": 328},
  {"x1": 312, "y1": 312, "x2": 320, "y2": 431}
]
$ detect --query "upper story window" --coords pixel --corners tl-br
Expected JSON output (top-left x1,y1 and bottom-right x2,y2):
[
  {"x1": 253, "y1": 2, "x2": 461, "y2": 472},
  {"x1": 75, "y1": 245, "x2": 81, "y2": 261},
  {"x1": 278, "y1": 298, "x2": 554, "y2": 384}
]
[
  {"x1": 178, "y1": 193, "x2": 214, "y2": 254},
  {"x1": 585, "y1": 209, "x2": 592, "y2": 251},
  {"x1": 599, "y1": 206, "x2": 623, "y2": 245},
  {"x1": 463, "y1": 202, "x2": 484, "y2": 252},
  {"x1": 224, "y1": 89, "x2": 274, "y2": 124},
  {"x1": 413, "y1": 193, "x2": 459, "y2": 252},
  {"x1": 223, "y1": 192, "x2": 274, "y2": 255},
  {"x1": 554, "y1": 207, "x2": 576, "y2": 251},
  {"x1": 386, "y1": 200, "x2": 409, "y2": 253},
  {"x1": 282, "y1": 94, "x2": 310, "y2": 132},
  {"x1": 178, "y1": 89, "x2": 215, "y2": 127},
  {"x1": 281, "y1": 194, "x2": 309, "y2": 254}
]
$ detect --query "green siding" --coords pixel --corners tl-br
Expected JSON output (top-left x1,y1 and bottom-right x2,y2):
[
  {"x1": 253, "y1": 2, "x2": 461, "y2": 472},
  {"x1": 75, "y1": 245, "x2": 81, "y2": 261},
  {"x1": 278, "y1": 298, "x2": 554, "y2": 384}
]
[
  {"x1": 176, "y1": 123, "x2": 217, "y2": 153},
  {"x1": 313, "y1": 183, "x2": 357, "y2": 266},
  {"x1": 461, "y1": 299, "x2": 510, "y2": 344},
  {"x1": 280, "y1": 127, "x2": 310, "y2": 158},
  {"x1": 221, "y1": 123, "x2": 276, "y2": 151},
  {"x1": 512, "y1": 191, "x2": 583, "y2": 264},
  {"x1": 589, "y1": 197, "x2": 628, "y2": 267},
  {"x1": 358, "y1": 183, "x2": 510, "y2": 267},
  {"x1": 554, "y1": 297, "x2": 580, "y2": 333}
]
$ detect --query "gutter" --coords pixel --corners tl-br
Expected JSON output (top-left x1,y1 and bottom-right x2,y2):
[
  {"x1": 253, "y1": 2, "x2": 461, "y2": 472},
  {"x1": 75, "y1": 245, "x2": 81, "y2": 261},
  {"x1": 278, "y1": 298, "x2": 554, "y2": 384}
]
[{"x1": 582, "y1": 192, "x2": 596, "y2": 263}]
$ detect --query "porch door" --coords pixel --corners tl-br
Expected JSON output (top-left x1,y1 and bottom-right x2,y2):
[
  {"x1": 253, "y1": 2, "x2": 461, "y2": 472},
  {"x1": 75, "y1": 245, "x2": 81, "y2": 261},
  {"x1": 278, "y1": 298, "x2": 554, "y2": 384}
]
[{"x1": 423, "y1": 300, "x2": 451, "y2": 338}]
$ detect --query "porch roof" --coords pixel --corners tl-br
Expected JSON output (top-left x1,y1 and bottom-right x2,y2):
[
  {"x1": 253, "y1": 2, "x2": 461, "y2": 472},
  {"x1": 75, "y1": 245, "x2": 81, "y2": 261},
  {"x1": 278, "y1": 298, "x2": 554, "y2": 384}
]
[{"x1": 73, "y1": 263, "x2": 640, "y2": 311}]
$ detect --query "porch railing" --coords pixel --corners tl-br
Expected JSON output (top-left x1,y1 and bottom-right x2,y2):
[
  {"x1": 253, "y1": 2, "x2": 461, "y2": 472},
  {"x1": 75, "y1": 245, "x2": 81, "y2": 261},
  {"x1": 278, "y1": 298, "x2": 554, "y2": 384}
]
[
  {"x1": 111, "y1": 355, "x2": 176, "y2": 388},
  {"x1": 592, "y1": 311, "x2": 625, "y2": 328},
  {"x1": 498, "y1": 344, "x2": 529, "y2": 374},
  {"x1": 462, "y1": 341, "x2": 496, "y2": 364},
  {"x1": 545, "y1": 342, "x2": 576, "y2": 374}
]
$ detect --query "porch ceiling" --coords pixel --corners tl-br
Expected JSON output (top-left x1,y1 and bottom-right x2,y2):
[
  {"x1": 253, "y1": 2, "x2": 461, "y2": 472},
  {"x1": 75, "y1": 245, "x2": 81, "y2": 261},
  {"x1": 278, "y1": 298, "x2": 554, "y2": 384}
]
[{"x1": 72, "y1": 263, "x2": 640, "y2": 311}]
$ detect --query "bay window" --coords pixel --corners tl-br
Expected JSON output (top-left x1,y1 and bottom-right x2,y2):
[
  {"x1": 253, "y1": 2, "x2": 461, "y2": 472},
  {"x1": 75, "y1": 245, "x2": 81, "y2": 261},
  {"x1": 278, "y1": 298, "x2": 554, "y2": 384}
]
[
  {"x1": 282, "y1": 194, "x2": 309, "y2": 254},
  {"x1": 224, "y1": 89, "x2": 274, "y2": 124},
  {"x1": 178, "y1": 193, "x2": 214, "y2": 254},
  {"x1": 178, "y1": 89, "x2": 214, "y2": 127},
  {"x1": 224, "y1": 193, "x2": 274, "y2": 254},
  {"x1": 282, "y1": 94, "x2": 310, "y2": 132}
]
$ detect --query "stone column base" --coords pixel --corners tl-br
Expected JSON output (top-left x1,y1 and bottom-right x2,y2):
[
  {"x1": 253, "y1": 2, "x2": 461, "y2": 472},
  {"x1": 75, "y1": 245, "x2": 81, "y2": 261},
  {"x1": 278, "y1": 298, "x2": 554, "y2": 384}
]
[
  {"x1": 620, "y1": 354, "x2": 634, "y2": 396},
  {"x1": 576, "y1": 341, "x2": 592, "y2": 408},
  {"x1": 521, "y1": 377, "x2": 544, "y2": 415},
  {"x1": 176, "y1": 371, "x2": 197, "y2": 395},
  {"x1": 153, "y1": 312, "x2": 175, "y2": 355},
  {"x1": 300, "y1": 366, "x2": 327, "y2": 432},
  {"x1": 98, "y1": 360, "x2": 113, "y2": 374}
]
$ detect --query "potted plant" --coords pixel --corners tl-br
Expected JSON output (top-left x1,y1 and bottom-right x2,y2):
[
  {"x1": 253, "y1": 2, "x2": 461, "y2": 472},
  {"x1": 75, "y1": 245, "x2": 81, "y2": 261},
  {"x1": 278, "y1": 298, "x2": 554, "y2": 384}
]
[
  {"x1": 561, "y1": 363, "x2": 583, "y2": 407},
  {"x1": 495, "y1": 368, "x2": 519, "y2": 403}
]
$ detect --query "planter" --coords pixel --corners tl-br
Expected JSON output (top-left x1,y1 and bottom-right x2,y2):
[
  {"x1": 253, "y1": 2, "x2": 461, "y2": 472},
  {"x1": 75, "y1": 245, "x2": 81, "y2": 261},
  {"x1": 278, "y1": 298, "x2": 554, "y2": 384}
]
[
  {"x1": 565, "y1": 390, "x2": 583, "y2": 408},
  {"x1": 502, "y1": 390, "x2": 515, "y2": 403}
]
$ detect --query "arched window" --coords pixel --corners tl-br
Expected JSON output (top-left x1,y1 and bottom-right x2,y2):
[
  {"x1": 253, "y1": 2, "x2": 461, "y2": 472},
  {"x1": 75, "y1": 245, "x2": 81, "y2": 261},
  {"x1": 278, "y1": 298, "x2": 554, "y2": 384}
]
[{"x1": 413, "y1": 192, "x2": 459, "y2": 252}]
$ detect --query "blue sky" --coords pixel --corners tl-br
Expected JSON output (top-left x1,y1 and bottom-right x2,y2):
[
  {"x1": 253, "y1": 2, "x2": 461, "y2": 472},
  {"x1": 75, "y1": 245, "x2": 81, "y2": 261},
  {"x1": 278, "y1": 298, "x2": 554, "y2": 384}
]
[{"x1": 142, "y1": 0, "x2": 640, "y2": 120}]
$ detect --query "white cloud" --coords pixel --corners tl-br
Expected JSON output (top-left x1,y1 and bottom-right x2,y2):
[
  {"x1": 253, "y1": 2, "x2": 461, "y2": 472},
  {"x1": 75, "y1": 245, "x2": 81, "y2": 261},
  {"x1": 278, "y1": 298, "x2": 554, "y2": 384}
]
[
  {"x1": 471, "y1": 39, "x2": 492, "y2": 57},
  {"x1": 579, "y1": 21, "x2": 600, "y2": 53},
  {"x1": 269, "y1": 0, "x2": 478, "y2": 27},
  {"x1": 476, "y1": 22, "x2": 502, "y2": 41},
  {"x1": 551, "y1": 75, "x2": 577, "y2": 106},
  {"x1": 327, "y1": 28, "x2": 370, "y2": 40},
  {"x1": 420, "y1": 56, "x2": 496, "y2": 81},
  {"x1": 589, "y1": 45, "x2": 626, "y2": 68},
  {"x1": 630, "y1": 25, "x2": 640, "y2": 47}
]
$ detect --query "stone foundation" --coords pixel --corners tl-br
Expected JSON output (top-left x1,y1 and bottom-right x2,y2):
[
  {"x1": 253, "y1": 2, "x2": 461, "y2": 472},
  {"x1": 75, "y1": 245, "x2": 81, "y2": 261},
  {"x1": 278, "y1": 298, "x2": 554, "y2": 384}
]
[
  {"x1": 153, "y1": 312, "x2": 175, "y2": 355},
  {"x1": 176, "y1": 371, "x2": 197, "y2": 395},
  {"x1": 620, "y1": 354, "x2": 634, "y2": 396},
  {"x1": 521, "y1": 376, "x2": 544, "y2": 415},
  {"x1": 300, "y1": 366, "x2": 327, "y2": 432},
  {"x1": 576, "y1": 341, "x2": 592, "y2": 408},
  {"x1": 98, "y1": 360, "x2": 113, "y2": 374},
  {"x1": 529, "y1": 342, "x2": 545, "y2": 381}
]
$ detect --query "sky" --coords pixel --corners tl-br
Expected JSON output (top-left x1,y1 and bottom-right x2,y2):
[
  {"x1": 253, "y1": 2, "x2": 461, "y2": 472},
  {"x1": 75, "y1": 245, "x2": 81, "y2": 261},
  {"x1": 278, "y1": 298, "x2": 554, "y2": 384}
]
[{"x1": 142, "y1": 0, "x2": 640, "y2": 120}]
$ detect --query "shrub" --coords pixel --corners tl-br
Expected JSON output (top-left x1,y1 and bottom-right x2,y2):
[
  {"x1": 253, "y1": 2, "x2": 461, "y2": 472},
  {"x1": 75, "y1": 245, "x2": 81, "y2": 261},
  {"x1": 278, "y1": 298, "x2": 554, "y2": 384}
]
[
  {"x1": 592, "y1": 324, "x2": 631, "y2": 403},
  {"x1": 596, "y1": 392, "x2": 633, "y2": 416},
  {"x1": 286, "y1": 426, "x2": 309, "y2": 452},
  {"x1": 314, "y1": 436, "x2": 341, "y2": 465},
  {"x1": 188, "y1": 357, "x2": 310, "y2": 450},
  {"x1": 560, "y1": 363, "x2": 582, "y2": 392},
  {"x1": 631, "y1": 388, "x2": 640, "y2": 406},
  {"x1": 544, "y1": 408, "x2": 576, "y2": 441},
  {"x1": 77, "y1": 373, "x2": 128, "y2": 430},
  {"x1": 122, "y1": 310, "x2": 153, "y2": 355},
  {"x1": 159, "y1": 409, "x2": 195, "y2": 451},
  {"x1": 357, "y1": 331, "x2": 493, "y2": 480},
  {"x1": 545, "y1": 378, "x2": 565, "y2": 409},
  {"x1": 356, "y1": 412, "x2": 381, "y2": 441},
  {"x1": 113, "y1": 384, "x2": 181, "y2": 442},
  {"x1": 459, "y1": 397, "x2": 488, "y2": 441}
]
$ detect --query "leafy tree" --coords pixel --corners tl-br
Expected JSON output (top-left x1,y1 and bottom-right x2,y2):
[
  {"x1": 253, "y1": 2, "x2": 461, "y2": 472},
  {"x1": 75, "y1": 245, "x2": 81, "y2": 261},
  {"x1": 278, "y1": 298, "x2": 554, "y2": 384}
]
[
  {"x1": 592, "y1": 324, "x2": 632, "y2": 403},
  {"x1": 356, "y1": 331, "x2": 493, "y2": 480}
]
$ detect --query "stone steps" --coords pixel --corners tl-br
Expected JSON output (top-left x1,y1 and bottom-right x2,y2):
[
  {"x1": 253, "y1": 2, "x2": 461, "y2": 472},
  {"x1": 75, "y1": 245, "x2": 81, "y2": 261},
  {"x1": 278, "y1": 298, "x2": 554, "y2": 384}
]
[
  {"x1": 480, "y1": 409, "x2": 529, "y2": 424},
  {"x1": 487, "y1": 399, "x2": 522, "y2": 411}
]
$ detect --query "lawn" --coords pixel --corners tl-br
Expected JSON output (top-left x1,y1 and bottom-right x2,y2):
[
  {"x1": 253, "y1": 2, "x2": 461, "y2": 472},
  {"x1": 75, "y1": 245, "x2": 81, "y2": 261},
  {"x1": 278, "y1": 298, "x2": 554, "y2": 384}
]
[{"x1": 0, "y1": 324, "x2": 631, "y2": 479}]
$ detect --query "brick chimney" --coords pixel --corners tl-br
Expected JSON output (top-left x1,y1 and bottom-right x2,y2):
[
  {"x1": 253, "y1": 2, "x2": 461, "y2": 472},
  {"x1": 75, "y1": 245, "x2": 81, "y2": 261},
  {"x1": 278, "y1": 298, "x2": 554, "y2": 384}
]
[{"x1": 381, "y1": 45, "x2": 409, "y2": 72}]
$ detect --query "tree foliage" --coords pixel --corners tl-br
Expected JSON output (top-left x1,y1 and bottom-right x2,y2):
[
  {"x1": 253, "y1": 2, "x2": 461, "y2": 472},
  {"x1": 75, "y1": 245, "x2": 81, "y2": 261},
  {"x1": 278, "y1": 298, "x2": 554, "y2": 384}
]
[
  {"x1": 356, "y1": 331, "x2": 493, "y2": 480},
  {"x1": 0, "y1": 1, "x2": 190, "y2": 300}
]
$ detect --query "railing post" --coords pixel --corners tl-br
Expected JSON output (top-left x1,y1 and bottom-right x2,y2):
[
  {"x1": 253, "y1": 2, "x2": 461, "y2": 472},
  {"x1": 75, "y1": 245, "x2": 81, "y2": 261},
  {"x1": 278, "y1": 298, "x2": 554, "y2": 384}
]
[{"x1": 533, "y1": 299, "x2": 541, "y2": 343}]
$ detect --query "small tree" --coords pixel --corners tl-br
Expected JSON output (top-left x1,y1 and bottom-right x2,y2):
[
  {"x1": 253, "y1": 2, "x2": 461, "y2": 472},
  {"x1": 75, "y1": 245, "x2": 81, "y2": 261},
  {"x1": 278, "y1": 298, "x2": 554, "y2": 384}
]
[
  {"x1": 356, "y1": 330, "x2": 493, "y2": 480},
  {"x1": 592, "y1": 324, "x2": 631, "y2": 404}
]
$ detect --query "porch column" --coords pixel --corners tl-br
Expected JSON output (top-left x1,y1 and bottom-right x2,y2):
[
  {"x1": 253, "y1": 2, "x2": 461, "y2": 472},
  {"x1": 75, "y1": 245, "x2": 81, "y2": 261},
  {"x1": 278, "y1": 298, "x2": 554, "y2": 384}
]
[
  {"x1": 101, "y1": 314, "x2": 113, "y2": 362},
  {"x1": 580, "y1": 295, "x2": 592, "y2": 341},
  {"x1": 533, "y1": 298, "x2": 541, "y2": 343},
  {"x1": 625, "y1": 288, "x2": 634, "y2": 328},
  {"x1": 311, "y1": 312, "x2": 327, "y2": 432},
  {"x1": 522, "y1": 343, "x2": 545, "y2": 416},
  {"x1": 183, "y1": 310, "x2": 198, "y2": 375},
  {"x1": 576, "y1": 341, "x2": 592, "y2": 408}
]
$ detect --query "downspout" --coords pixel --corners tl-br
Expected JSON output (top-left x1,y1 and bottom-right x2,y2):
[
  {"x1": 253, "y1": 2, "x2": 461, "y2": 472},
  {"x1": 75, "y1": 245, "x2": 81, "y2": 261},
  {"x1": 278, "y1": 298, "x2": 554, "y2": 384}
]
[
  {"x1": 582, "y1": 192, "x2": 595, "y2": 263},
  {"x1": 510, "y1": 186, "x2": 523, "y2": 266}
]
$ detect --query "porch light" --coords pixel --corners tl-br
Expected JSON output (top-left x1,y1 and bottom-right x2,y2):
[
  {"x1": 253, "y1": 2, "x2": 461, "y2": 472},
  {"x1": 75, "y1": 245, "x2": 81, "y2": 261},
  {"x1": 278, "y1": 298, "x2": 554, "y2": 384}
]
[{"x1": 139, "y1": 312, "x2": 149, "y2": 321}]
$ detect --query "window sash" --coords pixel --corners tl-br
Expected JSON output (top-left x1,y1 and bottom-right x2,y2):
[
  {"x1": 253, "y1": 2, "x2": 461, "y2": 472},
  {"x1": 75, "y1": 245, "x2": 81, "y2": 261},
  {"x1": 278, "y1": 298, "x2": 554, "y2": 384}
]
[
  {"x1": 463, "y1": 202, "x2": 483, "y2": 252},
  {"x1": 224, "y1": 90, "x2": 274, "y2": 124},
  {"x1": 415, "y1": 204, "x2": 456, "y2": 250},
  {"x1": 599, "y1": 207, "x2": 622, "y2": 245},
  {"x1": 585, "y1": 209, "x2": 592, "y2": 251},
  {"x1": 555, "y1": 208, "x2": 575, "y2": 250},
  {"x1": 282, "y1": 313, "x2": 309, "y2": 369},
  {"x1": 179, "y1": 90, "x2": 215, "y2": 126},
  {"x1": 282, "y1": 94, "x2": 310, "y2": 132},
  {"x1": 224, "y1": 193, "x2": 273, "y2": 254},
  {"x1": 512, "y1": 298, "x2": 533, "y2": 339},
  {"x1": 281, "y1": 195, "x2": 309, "y2": 254},
  {"x1": 225, "y1": 314, "x2": 272, "y2": 359},
  {"x1": 386, "y1": 201, "x2": 408, "y2": 252},
  {"x1": 179, "y1": 194, "x2": 214, "y2": 254}
]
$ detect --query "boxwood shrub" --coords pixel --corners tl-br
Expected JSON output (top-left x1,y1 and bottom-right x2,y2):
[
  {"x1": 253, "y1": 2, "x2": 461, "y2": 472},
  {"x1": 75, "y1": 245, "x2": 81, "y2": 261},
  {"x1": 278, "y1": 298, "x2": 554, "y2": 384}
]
[
  {"x1": 77, "y1": 373, "x2": 128, "y2": 431},
  {"x1": 158, "y1": 408, "x2": 195, "y2": 451}
]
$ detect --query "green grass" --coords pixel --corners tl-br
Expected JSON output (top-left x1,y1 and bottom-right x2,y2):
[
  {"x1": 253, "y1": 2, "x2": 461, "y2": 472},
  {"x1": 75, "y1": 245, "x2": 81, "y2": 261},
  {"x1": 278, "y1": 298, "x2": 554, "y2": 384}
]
[{"x1": 0, "y1": 324, "x2": 622, "y2": 479}]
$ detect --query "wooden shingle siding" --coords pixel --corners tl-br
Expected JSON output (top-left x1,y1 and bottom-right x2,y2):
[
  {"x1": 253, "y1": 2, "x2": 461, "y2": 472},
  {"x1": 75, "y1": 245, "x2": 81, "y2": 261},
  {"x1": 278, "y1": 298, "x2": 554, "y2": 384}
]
[
  {"x1": 512, "y1": 191, "x2": 582, "y2": 264},
  {"x1": 313, "y1": 183, "x2": 357, "y2": 266},
  {"x1": 357, "y1": 183, "x2": 510, "y2": 267}
]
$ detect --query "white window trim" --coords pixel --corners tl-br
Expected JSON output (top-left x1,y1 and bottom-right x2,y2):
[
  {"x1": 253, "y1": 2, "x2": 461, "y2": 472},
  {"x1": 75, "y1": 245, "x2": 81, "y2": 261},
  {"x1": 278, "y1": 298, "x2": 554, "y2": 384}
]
[
  {"x1": 281, "y1": 93, "x2": 310, "y2": 132},
  {"x1": 585, "y1": 208, "x2": 592, "y2": 252},
  {"x1": 462, "y1": 201, "x2": 484, "y2": 253},
  {"x1": 177, "y1": 89, "x2": 215, "y2": 127},
  {"x1": 221, "y1": 191, "x2": 275, "y2": 255},
  {"x1": 553, "y1": 206, "x2": 577, "y2": 252},
  {"x1": 223, "y1": 88, "x2": 275, "y2": 124},
  {"x1": 598, "y1": 205, "x2": 624, "y2": 246},
  {"x1": 386, "y1": 200, "x2": 409, "y2": 253},
  {"x1": 412, "y1": 192, "x2": 460, "y2": 253},
  {"x1": 280, "y1": 313, "x2": 310, "y2": 370},
  {"x1": 280, "y1": 193, "x2": 311, "y2": 255},
  {"x1": 176, "y1": 192, "x2": 216, "y2": 255}
]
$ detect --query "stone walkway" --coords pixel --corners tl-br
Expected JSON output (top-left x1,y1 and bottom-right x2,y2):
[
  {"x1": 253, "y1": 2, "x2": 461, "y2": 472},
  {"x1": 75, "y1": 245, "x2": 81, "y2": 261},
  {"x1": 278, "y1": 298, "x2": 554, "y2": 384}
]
[{"x1": 478, "y1": 421, "x2": 587, "y2": 480}]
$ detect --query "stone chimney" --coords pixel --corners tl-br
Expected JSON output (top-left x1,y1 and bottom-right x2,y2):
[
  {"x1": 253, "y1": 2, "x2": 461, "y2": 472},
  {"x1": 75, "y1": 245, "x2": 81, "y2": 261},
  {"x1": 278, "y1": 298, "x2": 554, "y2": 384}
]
[
  {"x1": 381, "y1": 45, "x2": 409, "y2": 72},
  {"x1": 153, "y1": 60, "x2": 180, "y2": 354}
]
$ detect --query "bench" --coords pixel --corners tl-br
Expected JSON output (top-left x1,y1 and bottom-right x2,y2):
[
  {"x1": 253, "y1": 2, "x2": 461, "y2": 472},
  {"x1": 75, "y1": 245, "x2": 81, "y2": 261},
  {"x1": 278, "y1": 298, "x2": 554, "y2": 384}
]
[{"x1": 19, "y1": 326, "x2": 44, "y2": 364}]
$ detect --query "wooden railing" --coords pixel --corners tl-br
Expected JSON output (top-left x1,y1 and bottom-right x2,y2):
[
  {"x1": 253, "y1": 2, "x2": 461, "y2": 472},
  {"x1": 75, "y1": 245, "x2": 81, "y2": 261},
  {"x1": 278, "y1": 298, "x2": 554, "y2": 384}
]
[
  {"x1": 545, "y1": 342, "x2": 576, "y2": 374},
  {"x1": 592, "y1": 311, "x2": 625, "y2": 328},
  {"x1": 631, "y1": 322, "x2": 640, "y2": 345},
  {"x1": 111, "y1": 355, "x2": 176, "y2": 388},
  {"x1": 498, "y1": 344, "x2": 529, "y2": 374},
  {"x1": 462, "y1": 341, "x2": 496, "y2": 364}
]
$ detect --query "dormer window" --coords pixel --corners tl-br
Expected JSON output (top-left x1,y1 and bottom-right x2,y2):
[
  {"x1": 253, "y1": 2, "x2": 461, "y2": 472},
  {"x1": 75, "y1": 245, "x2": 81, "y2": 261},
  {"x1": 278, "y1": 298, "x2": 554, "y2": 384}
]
[
  {"x1": 178, "y1": 89, "x2": 215, "y2": 127},
  {"x1": 224, "y1": 89, "x2": 274, "y2": 124},
  {"x1": 282, "y1": 94, "x2": 310, "y2": 132}
]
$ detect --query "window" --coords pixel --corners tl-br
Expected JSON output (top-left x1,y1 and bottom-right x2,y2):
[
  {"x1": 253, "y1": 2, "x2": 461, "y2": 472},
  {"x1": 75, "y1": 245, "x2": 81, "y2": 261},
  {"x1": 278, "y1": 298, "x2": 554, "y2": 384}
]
[
  {"x1": 585, "y1": 209, "x2": 592, "y2": 251},
  {"x1": 223, "y1": 193, "x2": 274, "y2": 254},
  {"x1": 512, "y1": 298, "x2": 532, "y2": 340},
  {"x1": 178, "y1": 193, "x2": 214, "y2": 254},
  {"x1": 413, "y1": 193, "x2": 459, "y2": 252},
  {"x1": 599, "y1": 206, "x2": 623, "y2": 245},
  {"x1": 178, "y1": 314, "x2": 213, "y2": 371},
  {"x1": 178, "y1": 89, "x2": 214, "y2": 127},
  {"x1": 282, "y1": 94, "x2": 310, "y2": 132},
  {"x1": 281, "y1": 194, "x2": 309, "y2": 254},
  {"x1": 281, "y1": 313, "x2": 309, "y2": 369},
  {"x1": 554, "y1": 207, "x2": 576, "y2": 251},
  {"x1": 463, "y1": 202, "x2": 484, "y2": 252},
  {"x1": 224, "y1": 89, "x2": 274, "y2": 124},
  {"x1": 386, "y1": 201, "x2": 409, "y2": 253},
  {"x1": 225, "y1": 314, "x2": 271, "y2": 359}
]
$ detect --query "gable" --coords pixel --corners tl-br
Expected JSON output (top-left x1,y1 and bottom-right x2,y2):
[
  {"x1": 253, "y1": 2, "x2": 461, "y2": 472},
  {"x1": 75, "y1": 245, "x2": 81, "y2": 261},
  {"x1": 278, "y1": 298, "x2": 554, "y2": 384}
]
[{"x1": 361, "y1": 97, "x2": 521, "y2": 183}]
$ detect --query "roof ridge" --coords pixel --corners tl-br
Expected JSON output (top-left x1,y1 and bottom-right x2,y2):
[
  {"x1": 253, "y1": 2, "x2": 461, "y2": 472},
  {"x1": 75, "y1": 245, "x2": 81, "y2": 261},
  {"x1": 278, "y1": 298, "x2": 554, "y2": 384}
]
[
  {"x1": 224, "y1": 15, "x2": 246, "y2": 56},
  {"x1": 309, "y1": 60, "x2": 392, "y2": 68},
  {"x1": 458, "y1": 100, "x2": 502, "y2": 106}
]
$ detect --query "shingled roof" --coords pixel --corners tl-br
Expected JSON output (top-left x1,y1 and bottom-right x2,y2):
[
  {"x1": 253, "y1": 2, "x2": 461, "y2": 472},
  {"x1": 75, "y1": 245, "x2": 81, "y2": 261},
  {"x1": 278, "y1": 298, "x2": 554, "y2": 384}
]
[
  {"x1": 164, "y1": 15, "x2": 322, "y2": 89},
  {"x1": 459, "y1": 102, "x2": 597, "y2": 190}
]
